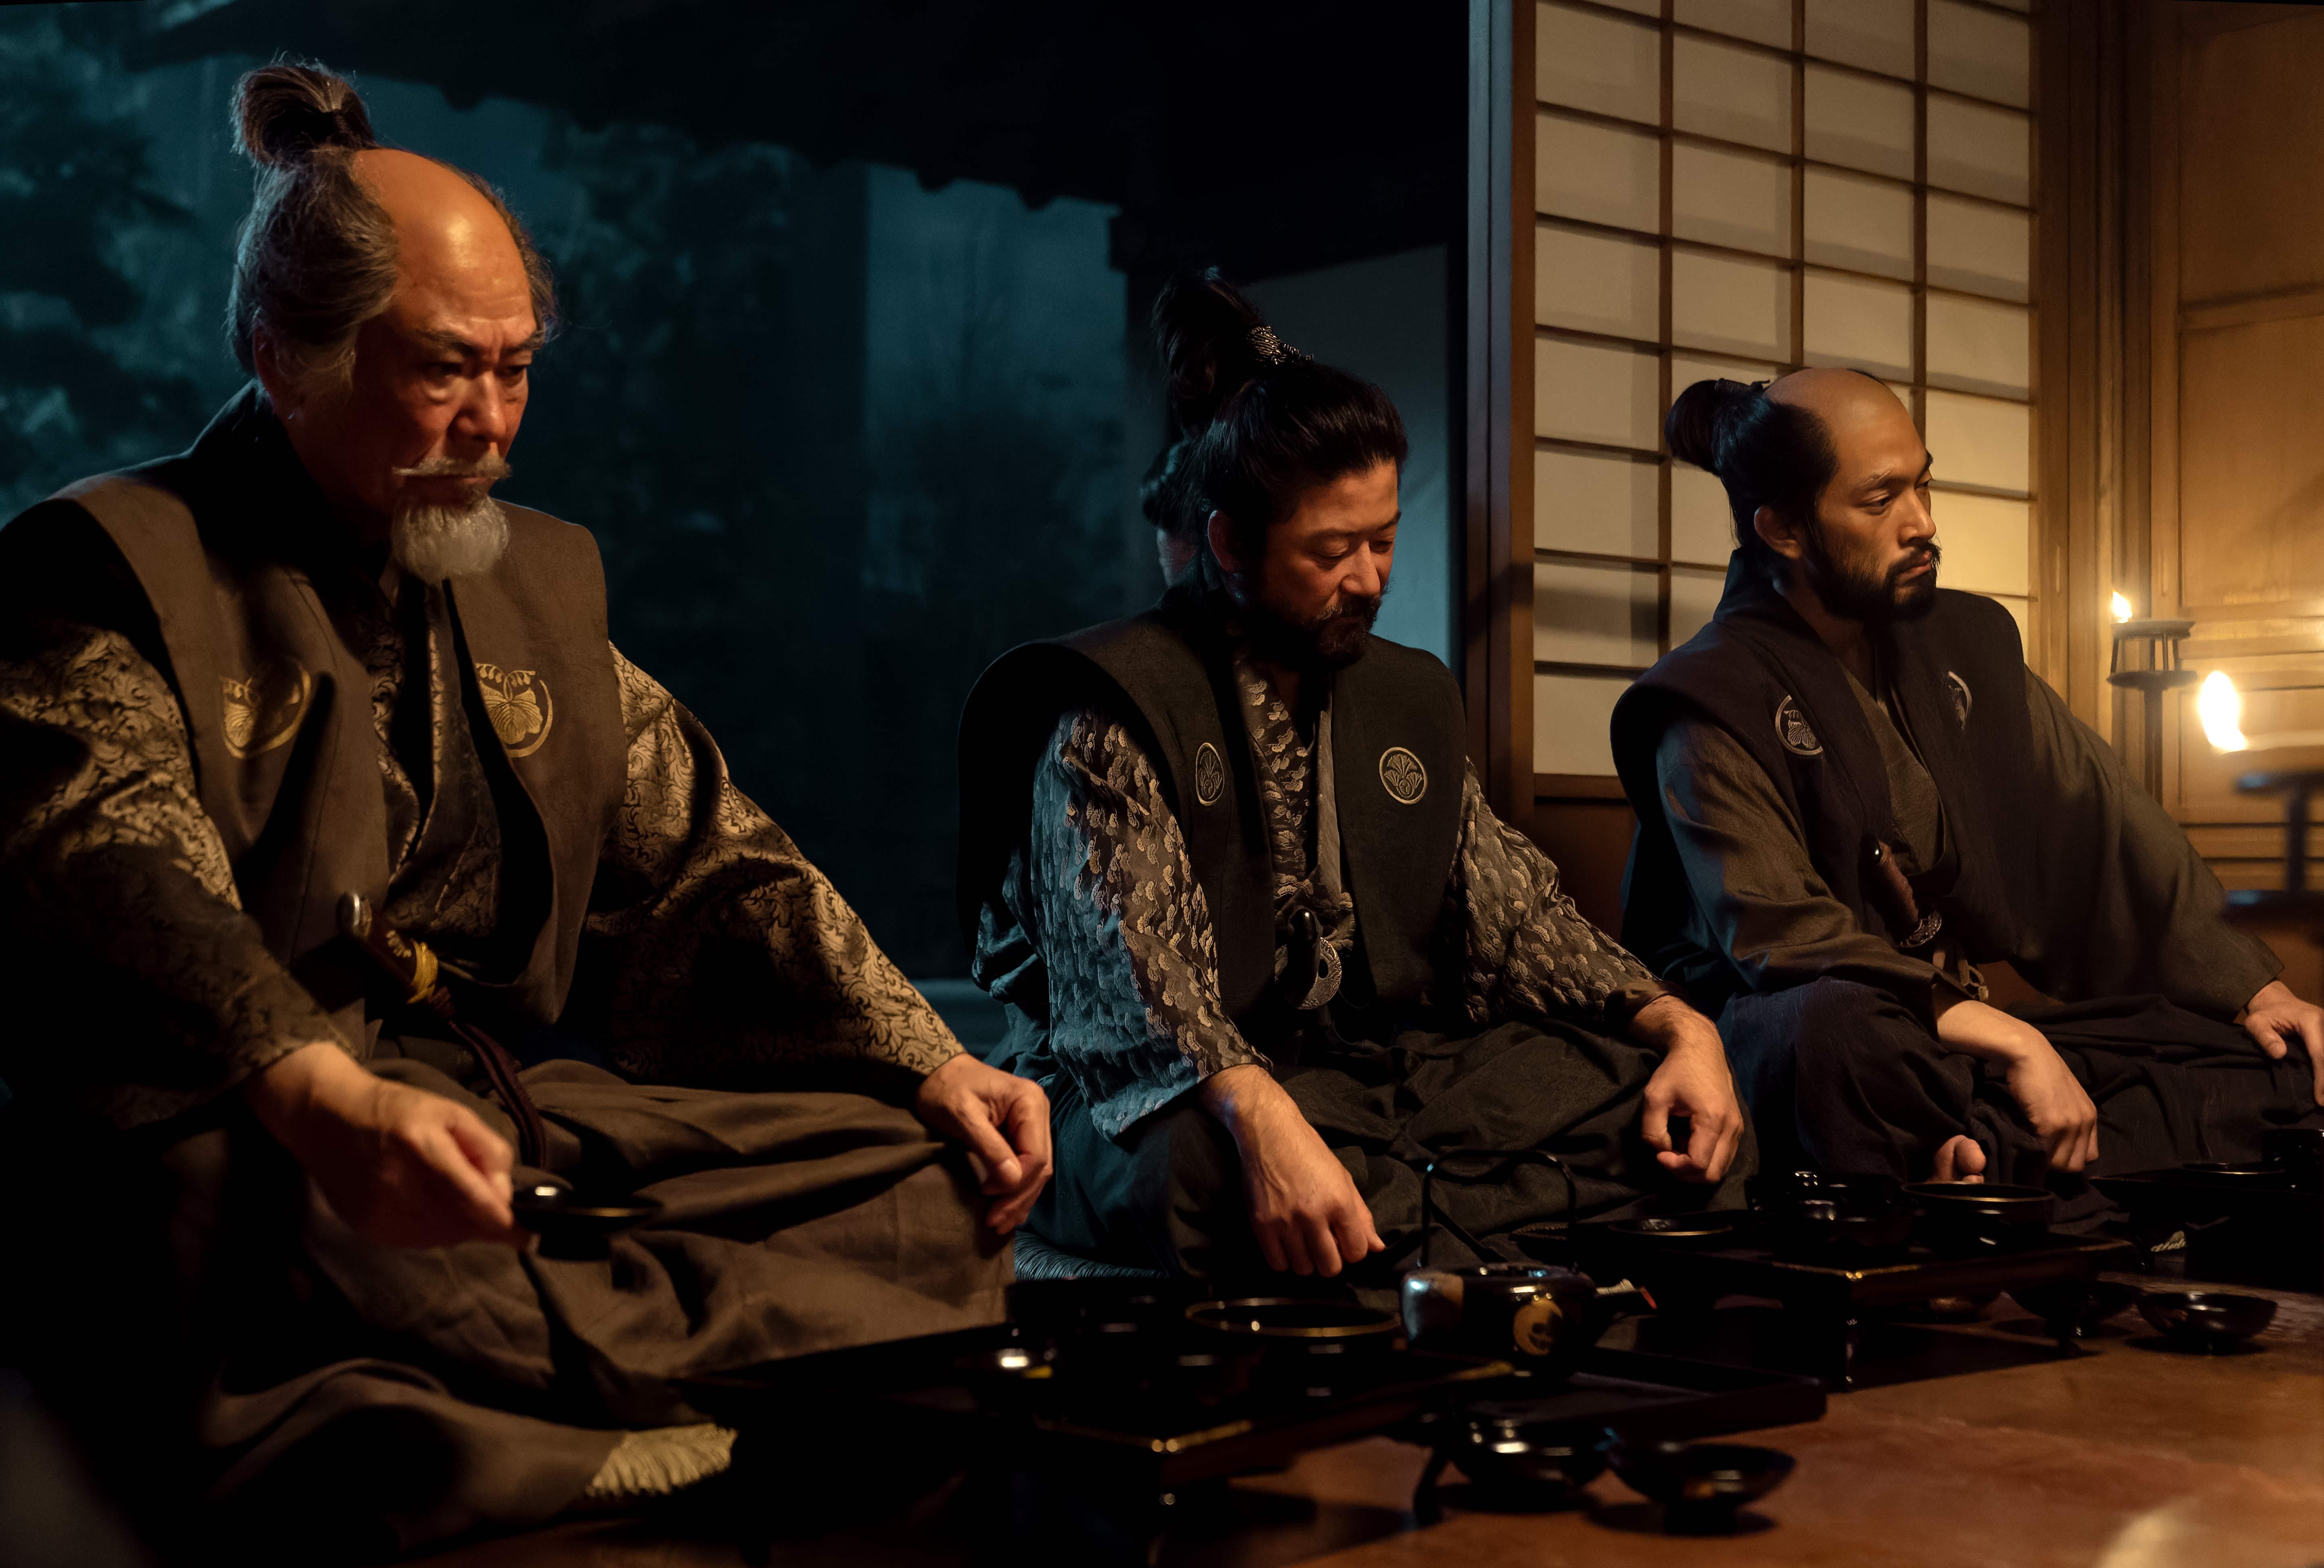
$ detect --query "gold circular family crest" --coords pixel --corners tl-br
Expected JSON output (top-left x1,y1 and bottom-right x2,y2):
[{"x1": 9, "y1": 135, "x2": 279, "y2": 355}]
[
  {"x1": 1378, "y1": 746, "x2": 1428, "y2": 805},
  {"x1": 1509, "y1": 1295, "x2": 1564, "y2": 1358},
  {"x1": 219, "y1": 659, "x2": 311, "y2": 759},
  {"x1": 476, "y1": 663, "x2": 554, "y2": 758},
  {"x1": 1193, "y1": 742, "x2": 1226, "y2": 806},
  {"x1": 1774, "y1": 695, "x2": 1823, "y2": 757}
]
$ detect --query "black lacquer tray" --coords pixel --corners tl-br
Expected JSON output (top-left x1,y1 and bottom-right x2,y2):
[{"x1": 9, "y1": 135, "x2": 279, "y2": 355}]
[
  {"x1": 2094, "y1": 1167, "x2": 2323, "y2": 1291},
  {"x1": 1397, "y1": 1349, "x2": 1824, "y2": 1520},
  {"x1": 1565, "y1": 1218, "x2": 2135, "y2": 1388},
  {"x1": 1403, "y1": 1347, "x2": 1823, "y2": 1447},
  {"x1": 683, "y1": 1320, "x2": 1512, "y2": 1494}
]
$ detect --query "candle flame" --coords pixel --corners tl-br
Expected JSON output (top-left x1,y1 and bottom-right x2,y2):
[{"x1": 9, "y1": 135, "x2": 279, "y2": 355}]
[
  {"x1": 2111, "y1": 592, "x2": 2133, "y2": 623},
  {"x1": 2199, "y1": 671, "x2": 2247, "y2": 753}
]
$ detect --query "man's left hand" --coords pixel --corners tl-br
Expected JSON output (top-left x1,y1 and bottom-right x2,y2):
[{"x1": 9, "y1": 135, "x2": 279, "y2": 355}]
[
  {"x1": 2239, "y1": 979, "x2": 2324, "y2": 1107},
  {"x1": 914, "y1": 1054, "x2": 1054, "y2": 1234},
  {"x1": 1631, "y1": 996, "x2": 1746, "y2": 1184}
]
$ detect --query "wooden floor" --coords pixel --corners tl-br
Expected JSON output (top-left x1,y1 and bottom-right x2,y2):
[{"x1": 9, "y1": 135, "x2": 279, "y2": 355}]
[{"x1": 423, "y1": 1274, "x2": 2324, "y2": 1568}]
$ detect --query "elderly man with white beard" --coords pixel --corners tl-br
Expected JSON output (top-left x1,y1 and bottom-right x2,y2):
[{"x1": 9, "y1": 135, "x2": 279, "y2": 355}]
[{"x1": 0, "y1": 63, "x2": 1047, "y2": 1560}]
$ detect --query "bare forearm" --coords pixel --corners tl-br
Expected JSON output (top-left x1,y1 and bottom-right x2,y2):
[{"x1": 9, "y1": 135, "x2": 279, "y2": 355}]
[
  {"x1": 1197, "y1": 1064, "x2": 1380, "y2": 1275},
  {"x1": 1628, "y1": 993, "x2": 1724, "y2": 1058},
  {"x1": 242, "y1": 1040, "x2": 367, "y2": 1147},
  {"x1": 1932, "y1": 996, "x2": 2045, "y2": 1064},
  {"x1": 1197, "y1": 1061, "x2": 1293, "y2": 1134}
]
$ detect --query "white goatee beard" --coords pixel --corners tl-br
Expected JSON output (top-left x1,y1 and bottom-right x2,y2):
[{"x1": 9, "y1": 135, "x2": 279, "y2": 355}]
[{"x1": 390, "y1": 494, "x2": 511, "y2": 583}]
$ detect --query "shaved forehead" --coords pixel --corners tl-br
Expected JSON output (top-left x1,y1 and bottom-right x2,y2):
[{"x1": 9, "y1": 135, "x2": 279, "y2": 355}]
[
  {"x1": 1766, "y1": 366, "x2": 1909, "y2": 440},
  {"x1": 351, "y1": 148, "x2": 528, "y2": 311}
]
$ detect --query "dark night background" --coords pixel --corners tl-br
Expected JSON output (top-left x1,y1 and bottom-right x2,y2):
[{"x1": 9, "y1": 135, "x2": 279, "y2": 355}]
[{"x1": 0, "y1": 0, "x2": 1465, "y2": 1010}]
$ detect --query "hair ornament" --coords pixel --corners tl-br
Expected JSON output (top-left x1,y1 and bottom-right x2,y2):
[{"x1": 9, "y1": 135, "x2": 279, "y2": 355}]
[{"x1": 1249, "y1": 325, "x2": 1307, "y2": 367}]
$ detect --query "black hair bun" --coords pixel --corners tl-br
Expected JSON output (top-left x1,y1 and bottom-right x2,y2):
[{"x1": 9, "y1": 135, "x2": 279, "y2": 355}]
[
  {"x1": 232, "y1": 62, "x2": 378, "y2": 169},
  {"x1": 1665, "y1": 377, "x2": 1764, "y2": 475},
  {"x1": 1151, "y1": 269, "x2": 1279, "y2": 436}
]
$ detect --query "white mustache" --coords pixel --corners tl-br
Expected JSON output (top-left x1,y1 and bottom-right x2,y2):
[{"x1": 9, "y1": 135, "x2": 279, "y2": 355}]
[{"x1": 391, "y1": 453, "x2": 513, "y2": 480}]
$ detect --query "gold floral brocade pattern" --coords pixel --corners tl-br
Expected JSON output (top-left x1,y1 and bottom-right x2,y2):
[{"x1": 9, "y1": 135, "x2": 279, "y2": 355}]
[
  {"x1": 0, "y1": 624, "x2": 345, "y2": 1125},
  {"x1": 580, "y1": 648, "x2": 962, "y2": 1091}
]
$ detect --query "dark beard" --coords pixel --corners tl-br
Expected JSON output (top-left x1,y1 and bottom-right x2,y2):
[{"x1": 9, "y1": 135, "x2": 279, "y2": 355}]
[
  {"x1": 1241, "y1": 591, "x2": 1384, "y2": 672},
  {"x1": 1800, "y1": 530, "x2": 1940, "y2": 624}
]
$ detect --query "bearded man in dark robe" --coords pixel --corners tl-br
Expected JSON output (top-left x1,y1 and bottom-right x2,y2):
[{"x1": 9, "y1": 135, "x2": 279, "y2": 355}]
[
  {"x1": 958, "y1": 276, "x2": 1749, "y2": 1289},
  {"x1": 1612, "y1": 369, "x2": 2324, "y2": 1209},
  {"x1": 0, "y1": 65, "x2": 1048, "y2": 1558}
]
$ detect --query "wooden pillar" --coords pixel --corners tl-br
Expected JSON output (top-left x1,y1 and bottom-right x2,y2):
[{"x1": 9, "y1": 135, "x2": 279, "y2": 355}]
[
  {"x1": 1465, "y1": 0, "x2": 1536, "y2": 834},
  {"x1": 2035, "y1": 0, "x2": 2153, "y2": 751}
]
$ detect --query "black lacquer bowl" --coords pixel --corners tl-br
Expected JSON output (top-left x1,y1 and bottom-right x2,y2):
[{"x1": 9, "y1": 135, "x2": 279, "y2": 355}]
[
  {"x1": 2136, "y1": 1290, "x2": 2278, "y2": 1351},
  {"x1": 511, "y1": 1184, "x2": 664, "y2": 1259},
  {"x1": 1006, "y1": 1278, "x2": 1201, "y2": 1341},
  {"x1": 1185, "y1": 1297, "x2": 1402, "y2": 1344},
  {"x1": 1758, "y1": 1200, "x2": 1915, "y2": 1263},
  {"x1": 1188, "y1": 1298, "x2": 1402, "y2": 1393},
  {"x1": 1604, "y1": 1437, "x2": 1795, "y2": 1531},
  {"x1": 1750, "y1": 1172, "x2": 1914, "y2": 1262},
  {"x1": 1748, "y1": 1170, "x2": 1904, "y2": 1209},
  {"x1": 1605, "y1": 1214, "x2": 1748, "y2": 1246},
  {"x1": 1901, "y1": 1181, "x2": 2055, "y2": 1254},
  {"x1": 1441, "y1": 1404, "x2": 1610, "y2": 1499},
  {"x1": 2177, "y1": 1161, "x2": 2284, "y2": 1182},
  {"x1": 2008, "y1": 1279, "x2": 2142, "y2": 1337}
]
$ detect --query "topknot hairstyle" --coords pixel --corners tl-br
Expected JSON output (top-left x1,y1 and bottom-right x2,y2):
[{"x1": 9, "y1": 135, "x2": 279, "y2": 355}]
[
  {"x1": 1147, "y1": 270, "x2": 1406, "y2": 570},
  {"x1": 227, "y1": 61, "x2": 557, "y2": 392},
  {"x1": 1664, "y1": 376, "x2": 1843, "y2": 578}
]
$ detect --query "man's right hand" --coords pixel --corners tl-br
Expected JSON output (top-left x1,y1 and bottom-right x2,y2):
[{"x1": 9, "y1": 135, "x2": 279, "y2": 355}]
[
  {"x1": 1934, "y1": 998, "x2": 2099, "y2": 1174},
  {"x1": 1199, "y1": 1064, "x2": 1383, "y2": 1277},
  {"x1": 243, "y1": 1041, "x2": 530, "y2": 1249}
]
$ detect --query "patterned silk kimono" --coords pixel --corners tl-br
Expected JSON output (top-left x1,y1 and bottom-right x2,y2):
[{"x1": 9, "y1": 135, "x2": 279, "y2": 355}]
[
  {"x1": 0, "y1": 395, "x2": 1004, "y2": 1559},
  {"x1": 976, "y1": 636, "x2": 1753, "y2": 1282}
]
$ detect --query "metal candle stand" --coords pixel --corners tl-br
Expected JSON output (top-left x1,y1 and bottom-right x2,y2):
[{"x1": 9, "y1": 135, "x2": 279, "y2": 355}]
[
  {"x1": 2225, "y1": 768, "x2": 2324, "y2": 926},
  {"x1": 2108, "y1": 617, "x2": 2200, "y2": 801}
]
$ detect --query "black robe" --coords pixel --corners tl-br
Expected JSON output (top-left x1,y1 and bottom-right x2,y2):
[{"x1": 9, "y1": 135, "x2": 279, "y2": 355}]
[{"x1": 1610, "y1": 559, "x2": 2319, "y2": 1197}]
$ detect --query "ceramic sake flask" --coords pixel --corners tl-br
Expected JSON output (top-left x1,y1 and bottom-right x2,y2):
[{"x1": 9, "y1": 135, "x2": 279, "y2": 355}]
[{"x1": 1399, "y1": 1262, "x2": 1645, "y2": 1378}]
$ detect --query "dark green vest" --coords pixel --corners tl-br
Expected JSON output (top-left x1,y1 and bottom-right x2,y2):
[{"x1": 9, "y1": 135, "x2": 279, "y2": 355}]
[
  {"x1": 958, "y1": 598, "x2": 1468, "y2": 1032},
  {"x1": 18, "y1": 389, "x2": 625, "y2": 1048},
  {"x1": 1610, "y1": 556, "x2": 2035, "y2": 1015}
]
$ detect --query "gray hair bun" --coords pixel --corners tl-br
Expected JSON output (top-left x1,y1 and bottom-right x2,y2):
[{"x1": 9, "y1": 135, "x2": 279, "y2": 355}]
[{"x1": 232, "y1": 62, "x2": 378, "y2": 168}]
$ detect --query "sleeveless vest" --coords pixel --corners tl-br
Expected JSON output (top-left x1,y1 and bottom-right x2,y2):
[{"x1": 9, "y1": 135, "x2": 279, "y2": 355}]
[
  {"x1": 957, "y1": 597, "x2": 1467, "y2": 1032},
  {"x1": 1609, "y1": 555, "x2": 2034, "y2": 1015},
  {"x1": 31, "y1": 389, "x2": 625, "y2": 1047}
]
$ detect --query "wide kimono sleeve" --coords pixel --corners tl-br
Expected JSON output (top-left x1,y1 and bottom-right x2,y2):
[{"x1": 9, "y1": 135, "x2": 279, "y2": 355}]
[
  {"x1": 2007, "y1": 666, "x2": 2279, "y2": 1017},
  {"x1": 0, "y1": 609, "x2": 349, "y2": 1127},
  {"x1": 1444, "y1": 760, "x2": 1673, "y2": 1033},
  {"x1": 1019, "y1": 708, "x2": 1268, "y2": 1141},
  {"x1": 566, "y1": 646, "x2": 963, "y2": 1101}
]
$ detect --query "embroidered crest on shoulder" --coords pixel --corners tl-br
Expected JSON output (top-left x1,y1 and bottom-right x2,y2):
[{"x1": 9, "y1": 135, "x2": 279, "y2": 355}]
[
  {"x1": 219, "y1": 659, "x2": 310, "y2": 759},
  {"x1": 1946, "y1": 670, "x2": 1973, "y2": 727},
  {"x1": 1193, "y1": 741, "x2": 1226, "y2": 806},
  {"x1": 1379, "y1": 746, "x2": 1428, "y2": 805},
  {"x1": 476, "y1": 663, "x2": 554, "y2": 758},
  {"x1": 1774, "y1": 695, "x2": 1824, "y2": 757}
]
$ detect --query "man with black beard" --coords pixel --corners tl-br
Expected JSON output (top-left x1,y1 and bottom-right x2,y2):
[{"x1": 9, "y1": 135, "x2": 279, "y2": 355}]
[
  {"x1": 959, "y1": 276, "x2": 1749, "y2": 1285},
  {"x1": 1612, "y1": 370, "x2": 2323, "y2": 1207}
]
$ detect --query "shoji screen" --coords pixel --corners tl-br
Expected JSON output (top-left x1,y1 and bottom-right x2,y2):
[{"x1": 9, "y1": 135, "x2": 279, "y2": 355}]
[{"x1": 1529, "y1": 0, "x2": 2036, "y2": 781}]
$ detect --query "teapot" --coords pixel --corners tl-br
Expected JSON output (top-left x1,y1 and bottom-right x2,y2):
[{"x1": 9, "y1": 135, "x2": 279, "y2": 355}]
[{"x1": 1398, "y1": 1149, "x2": 1650, "y2": 1378}]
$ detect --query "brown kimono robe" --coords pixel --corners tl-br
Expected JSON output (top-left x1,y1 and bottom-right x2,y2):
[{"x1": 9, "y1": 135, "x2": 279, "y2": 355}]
[{"x1": 0, "y1": 400, "x2": 1004, "y2": 1558}]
